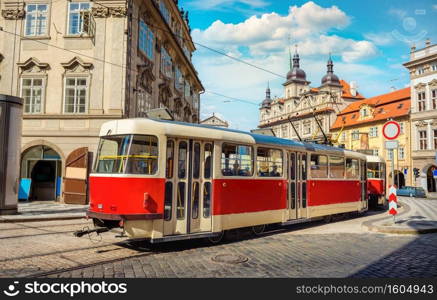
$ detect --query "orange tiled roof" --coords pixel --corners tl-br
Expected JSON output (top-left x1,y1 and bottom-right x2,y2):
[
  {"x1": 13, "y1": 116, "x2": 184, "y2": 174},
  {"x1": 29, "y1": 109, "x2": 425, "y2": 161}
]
[
  {"x1": 331, "y1": 87, "x2": 410, "y2": 129},
  {"x1": 340, "y1": 80, "x2": 365, "y2": 99}
]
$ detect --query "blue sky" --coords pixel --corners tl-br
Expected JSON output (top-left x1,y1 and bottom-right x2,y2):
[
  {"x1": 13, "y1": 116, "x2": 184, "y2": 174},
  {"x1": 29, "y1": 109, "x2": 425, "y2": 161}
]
[{"x1": 180, "y1": 0, "x2": 437, "y2": 130}]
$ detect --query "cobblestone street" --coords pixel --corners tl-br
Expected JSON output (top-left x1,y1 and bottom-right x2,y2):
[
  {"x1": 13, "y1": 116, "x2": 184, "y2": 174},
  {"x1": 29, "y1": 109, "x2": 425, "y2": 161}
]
[{"x1": 0, "y1": 212, "x2": 436, "y2": 278}]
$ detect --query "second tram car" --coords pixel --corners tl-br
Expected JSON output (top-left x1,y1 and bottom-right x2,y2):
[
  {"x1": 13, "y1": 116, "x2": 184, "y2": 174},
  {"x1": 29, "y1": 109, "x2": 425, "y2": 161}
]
[
  {"x1": 365, "y1": 155, "x2": 386, "y2": 208},
  {"x1": 86, "y1": 118, "x2": 369, "y2": 242}
]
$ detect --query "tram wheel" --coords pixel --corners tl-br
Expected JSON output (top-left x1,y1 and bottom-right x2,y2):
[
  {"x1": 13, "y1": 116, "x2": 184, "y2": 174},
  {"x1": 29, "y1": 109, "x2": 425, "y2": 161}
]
[
  {"x1": 252, "y1": 224, "x2": 266, "y2": 236},
  {"x1": 323, "y1": 215, "x2": 333, "y2": 223},
  {"x1": 208, "y1": 231, "x2": 224, "y2": 244}
]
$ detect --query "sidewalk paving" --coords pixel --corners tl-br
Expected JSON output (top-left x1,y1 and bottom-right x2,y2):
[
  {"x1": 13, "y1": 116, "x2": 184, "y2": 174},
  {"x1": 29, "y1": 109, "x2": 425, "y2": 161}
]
[
  {"x1": 362, "y1": 197, "x2": 437, "y2": 234},
  {"x1": 0, "y1": 201, "x2": 87, "y2": 223}
]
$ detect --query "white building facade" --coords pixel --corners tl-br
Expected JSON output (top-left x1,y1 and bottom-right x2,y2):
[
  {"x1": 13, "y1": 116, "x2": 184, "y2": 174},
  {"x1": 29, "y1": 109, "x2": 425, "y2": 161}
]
[
  {"x1": 403, "y1": 39, "x2": 437, "y2": 193},
  {"x1": 258, "y1": 52, "x2": 363, "y2": 143},
  {"x1": 0, "y1": 0, "x2": 203, "y2": 203}
]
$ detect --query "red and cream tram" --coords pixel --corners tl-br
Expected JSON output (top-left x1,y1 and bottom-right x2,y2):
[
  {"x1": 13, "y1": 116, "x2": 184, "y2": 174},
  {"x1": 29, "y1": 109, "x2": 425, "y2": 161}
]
[
  {"x1": 86, "y1": 118, "x2": 368, "y2": 243},
  {"x1": 365, "y1": 155, "x2": 386, "y2": 208}
]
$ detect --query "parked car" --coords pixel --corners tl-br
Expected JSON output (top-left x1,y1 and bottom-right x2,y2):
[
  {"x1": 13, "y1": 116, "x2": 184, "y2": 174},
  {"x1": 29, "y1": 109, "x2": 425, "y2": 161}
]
[{"x1": 396, "y1": 186, "x2": 427, "y2": 198}]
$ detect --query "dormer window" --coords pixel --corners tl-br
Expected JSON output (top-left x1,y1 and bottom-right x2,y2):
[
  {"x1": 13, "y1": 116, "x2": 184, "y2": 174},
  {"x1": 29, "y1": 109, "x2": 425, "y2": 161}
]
[{"x1": 360, "y1": 107, "x2": 368, "y2": 118}]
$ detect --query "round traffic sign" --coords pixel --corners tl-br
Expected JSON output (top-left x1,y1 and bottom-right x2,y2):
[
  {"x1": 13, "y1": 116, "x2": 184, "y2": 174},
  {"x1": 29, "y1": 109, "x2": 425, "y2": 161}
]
[{"x1": 382, "y1": 121, "x2": 400, "y2": 140}]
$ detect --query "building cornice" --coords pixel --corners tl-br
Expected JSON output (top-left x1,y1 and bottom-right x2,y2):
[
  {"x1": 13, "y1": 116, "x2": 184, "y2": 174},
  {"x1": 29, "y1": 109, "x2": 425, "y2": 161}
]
[
  {"x1": 259, "y1": 108, "x2": 334, "y2": 128},
  {"x1": 403, "y1": 53, "x2": 437, "y2": 68}
]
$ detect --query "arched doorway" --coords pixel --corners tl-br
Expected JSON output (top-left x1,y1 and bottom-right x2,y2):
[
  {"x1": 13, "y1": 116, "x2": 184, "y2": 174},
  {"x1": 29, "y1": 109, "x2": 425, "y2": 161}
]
[
  {"x1": 20, "y1": 145, "x2": 62, "y2": 201},
  {"x1": 394, "y1": 170, "x2": 405, "y2": 189},
  {"x1": 426, "y1": 165, "x2": 437, "y2": 192}
]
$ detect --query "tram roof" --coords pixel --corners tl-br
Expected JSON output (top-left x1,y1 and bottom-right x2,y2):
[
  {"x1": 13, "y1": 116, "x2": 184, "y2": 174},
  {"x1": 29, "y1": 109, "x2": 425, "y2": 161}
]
[{"x1": 100, "y1": 118, "x2": 365, "y2": 158}]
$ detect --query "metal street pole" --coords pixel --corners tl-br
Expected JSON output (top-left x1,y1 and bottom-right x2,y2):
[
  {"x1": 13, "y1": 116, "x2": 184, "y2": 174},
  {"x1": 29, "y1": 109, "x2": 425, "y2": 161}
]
[{"x1": 392, "y1": 148, "x2": 396, "y2": 224}]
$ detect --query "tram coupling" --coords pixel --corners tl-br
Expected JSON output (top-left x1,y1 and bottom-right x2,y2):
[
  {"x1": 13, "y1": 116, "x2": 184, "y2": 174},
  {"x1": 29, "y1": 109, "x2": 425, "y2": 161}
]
[{"x1": 73, "y1": 227, "x2": 110, "y2": 238}]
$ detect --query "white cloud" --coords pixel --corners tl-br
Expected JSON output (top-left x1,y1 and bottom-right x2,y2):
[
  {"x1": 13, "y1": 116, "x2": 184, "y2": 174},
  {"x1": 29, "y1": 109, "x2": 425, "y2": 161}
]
[
  {"x1": 364, "y1": 32, "x2": 395, "y2": 46},
  {"x1": 191, "y1": 2, "x2": 387, "y2": 130},
  {"x1": 193, "y1": 1, "x2": 375, "y2": 63},
  {"x1": 289, "y1": 1, "x2": 349, "y2": 32}
]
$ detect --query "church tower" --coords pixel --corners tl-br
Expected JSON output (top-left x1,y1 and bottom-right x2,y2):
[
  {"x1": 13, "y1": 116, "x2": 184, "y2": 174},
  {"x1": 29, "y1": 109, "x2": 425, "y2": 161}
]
[
  {"x1": 259, "y1": 82, "x2": 272, "y2": 122},
  {"x1": 283, "y1": 46, "x2": 310, "y2": 99},
  {"x1": 320, "y1": 54, "x2": 342, "y2": 91}
]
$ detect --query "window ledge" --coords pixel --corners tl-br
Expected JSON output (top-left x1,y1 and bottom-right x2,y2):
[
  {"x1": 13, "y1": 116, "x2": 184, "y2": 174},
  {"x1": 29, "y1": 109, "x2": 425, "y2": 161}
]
[
  {"x1": 21, "y1": 35, "x2": 51, "y2": 41},
  {"x1": 64, "y1": 34, "x2": 93, "y2": 39}
]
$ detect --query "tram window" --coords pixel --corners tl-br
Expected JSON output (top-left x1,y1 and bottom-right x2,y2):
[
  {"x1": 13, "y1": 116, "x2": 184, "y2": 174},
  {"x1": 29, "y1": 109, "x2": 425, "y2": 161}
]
[
  {"x1": 193, "y1": 143, "x2": 200, "y2": 179},
  {"x1": 361, "y1": 160, "x2": 367, "y2": 181},
  {"x1": 310, "y1": 154, "x2": 328, "y2": 178},
  {"x1": 302, "y1": 182, "x2": 307, "y2": 208},
  {"x1": 166, "y1": 140, "x2": 174, "y2": 179},
  {"x1": 256, "y1": 148, "x2": 283, "y2": 177},
  {"x1": 95, "y1": 135, "x2": 158, "y2": 175},
  {"x1": 301, "y1": 154, "x2": 307, "y2": 180},
  {"x1": 346, "y1": 158, "x2": 359, "y2": 179},
  {"x1": 329, "y1": 156, "x2": 345, "y2": 178},
  {"x1": 367, "y1": 162, "x2": 381, "y2": 178},
  {"x1": 204, "y1": 143, "x2": 213, "y2": 179},
  {"x1": 164, "y1": 182, "x2": 173, "y2": 221},
  {"x1": 290, "y1": 182, "x2": 296, "y2": 209},
  {"x1": 290, "y1": 153, "x2": 296, "y2": 180},
  {"x1": 221, "y1": 143, "x2": 253, "y2": 176},
  {"x1": 177, "y1": 182, "x2": 185, "y2": 219},
  {"x1": 203, "y1": 182, "x2": 211, "y2": 218},
  {"x1": 125, "y1": 135, "x2": 159, "y2": 174},
  {"x1": 192, "y1": 182, "x2": 199, "y2": 219},
  {"x1": 178, "y1": 141, "x2": 187, "y2": 179},
  {"x1": 94, "y1": 135, "x2": 129, "y2": 173}
]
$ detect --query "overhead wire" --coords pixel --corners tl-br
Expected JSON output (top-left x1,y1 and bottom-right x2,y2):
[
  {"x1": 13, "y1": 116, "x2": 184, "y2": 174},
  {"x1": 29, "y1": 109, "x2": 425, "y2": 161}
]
[{"x1": 3, "y1": 0, "x2": 273, "y2": 106}]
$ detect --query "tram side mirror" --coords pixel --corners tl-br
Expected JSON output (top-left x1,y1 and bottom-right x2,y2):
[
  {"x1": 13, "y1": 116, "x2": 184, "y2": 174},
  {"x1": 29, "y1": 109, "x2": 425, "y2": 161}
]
[{"x1": 145, "y1": 108, "x2": 174, "y2": 121}]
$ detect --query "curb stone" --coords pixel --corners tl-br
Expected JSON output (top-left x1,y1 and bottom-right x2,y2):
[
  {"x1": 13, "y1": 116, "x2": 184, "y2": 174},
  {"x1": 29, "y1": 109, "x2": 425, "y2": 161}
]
[{"x1": 362, "y1": 201, "x2": 437, "y2": 234}]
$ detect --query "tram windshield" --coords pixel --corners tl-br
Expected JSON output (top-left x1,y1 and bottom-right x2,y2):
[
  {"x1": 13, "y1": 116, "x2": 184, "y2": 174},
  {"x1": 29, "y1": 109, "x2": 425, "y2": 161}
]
[
  {"x1": 94, "y1": 135, "x2": 158, "y2": 175},
  {"x1": 367, "y1": 162, "x2": 385, "y2": 179}
]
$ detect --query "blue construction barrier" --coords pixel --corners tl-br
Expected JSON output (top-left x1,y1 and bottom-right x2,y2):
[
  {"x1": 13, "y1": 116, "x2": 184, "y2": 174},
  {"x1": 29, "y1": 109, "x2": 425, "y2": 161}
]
[{"x1": 18, "y1": 178, "x2": 32, "y2": 200}]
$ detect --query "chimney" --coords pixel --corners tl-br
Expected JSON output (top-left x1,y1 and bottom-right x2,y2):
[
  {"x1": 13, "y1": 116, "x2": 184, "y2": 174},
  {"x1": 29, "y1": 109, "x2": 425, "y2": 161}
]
[
  {"x1": 350, "y1": 81, "x2": 357, "y2": 96},
  {"x1": 425, "y1": 38, "x2": 431, "y2": 47},
  {"x1": 410, "y1": 44, "x2": 416, "y2": 59},
  {"x1": 390, "y1": 86, "x2": 396, "y2": 92}
]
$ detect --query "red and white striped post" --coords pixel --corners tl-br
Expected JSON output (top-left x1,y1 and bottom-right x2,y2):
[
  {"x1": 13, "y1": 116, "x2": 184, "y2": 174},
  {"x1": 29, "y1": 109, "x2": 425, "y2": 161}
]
[{"x1": 388, "y1": 185, "x2": 398, "y2": 223}]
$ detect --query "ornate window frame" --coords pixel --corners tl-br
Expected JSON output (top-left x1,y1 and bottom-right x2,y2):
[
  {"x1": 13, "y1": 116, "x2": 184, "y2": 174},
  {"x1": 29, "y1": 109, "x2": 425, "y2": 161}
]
[
  {"x1": 61, "y1": 57, "x2": 93, "y2": 114},
  {"x1": 17, "y1": 57, "x2": 50, "y2": 114}
]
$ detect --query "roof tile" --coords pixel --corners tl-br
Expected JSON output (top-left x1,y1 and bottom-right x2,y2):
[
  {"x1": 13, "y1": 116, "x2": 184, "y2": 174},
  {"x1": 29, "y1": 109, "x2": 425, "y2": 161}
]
[{"x1": 331, "y1": 87, "x2": 410, "y2": 129}]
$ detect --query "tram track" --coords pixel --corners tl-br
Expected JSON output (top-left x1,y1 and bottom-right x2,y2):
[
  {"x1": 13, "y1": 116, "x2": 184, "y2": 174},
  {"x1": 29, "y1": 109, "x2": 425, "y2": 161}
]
[
  {"x1": 27, "y1": 250, "x2": 160, "y2": 278},
  {"x1": 2, "y1": 210, "x2": 387, "y2": 278}
]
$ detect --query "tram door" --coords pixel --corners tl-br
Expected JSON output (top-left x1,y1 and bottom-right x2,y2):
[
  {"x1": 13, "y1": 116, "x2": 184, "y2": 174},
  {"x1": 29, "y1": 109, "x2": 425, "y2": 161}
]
[
  {"x1": 360, "y1": 160, "x2": 368, "y2": 211},
  {"x1": 164, "y1": 139, "x2": 213, "y2": 236},
  {"x1": 288, "y1": 152, "x2": 307, "y2": 220}
]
